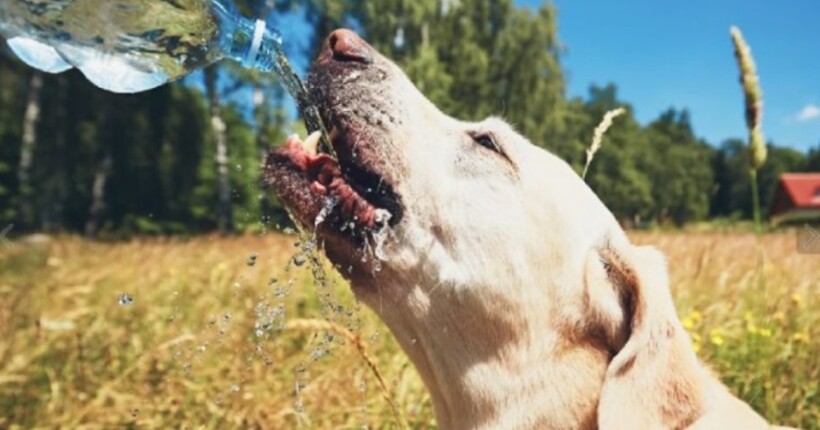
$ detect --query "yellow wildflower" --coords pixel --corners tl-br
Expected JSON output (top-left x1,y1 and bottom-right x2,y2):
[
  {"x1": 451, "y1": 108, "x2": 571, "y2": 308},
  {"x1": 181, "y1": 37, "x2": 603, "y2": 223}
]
[
  {"x1": 772, "y1": 311, "x2": 785, "y2": 323},
  {"x1": 743, "y1": 311, "x2": 754, "y2": 323},
  {"x1": 683, "y1": 310, "x2": 702, "y2": 330},
  {"x1": 709, "y1": 329, "x2": 725, "y2": 346},
  {"x1": 692, "y1": 341, "x2": 701, "y2": 353},
  {"x1": 759, "y1": 328, "x2": 772, "y2": 338},
  {"x1": 746, "y1": 322, "x2": 758, "y2": 335}
]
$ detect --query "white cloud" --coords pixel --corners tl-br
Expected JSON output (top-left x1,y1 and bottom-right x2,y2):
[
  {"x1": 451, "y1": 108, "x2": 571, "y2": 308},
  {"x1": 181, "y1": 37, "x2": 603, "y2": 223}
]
[{"x1": 796, "y1": 104, "x2": 820, "y2": 122}]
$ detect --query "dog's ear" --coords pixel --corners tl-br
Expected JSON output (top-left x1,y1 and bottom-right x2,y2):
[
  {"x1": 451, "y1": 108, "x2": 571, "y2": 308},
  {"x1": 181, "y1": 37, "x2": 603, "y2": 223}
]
[{"x1": 586, "y1": 242, "x2": 706, "y2": 430}]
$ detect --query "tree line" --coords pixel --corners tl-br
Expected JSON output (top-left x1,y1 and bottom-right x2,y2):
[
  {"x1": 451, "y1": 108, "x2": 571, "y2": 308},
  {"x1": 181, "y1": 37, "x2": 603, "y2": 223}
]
[{"x1": 0, "y1": 0, "x2": 818, "y2": 236}]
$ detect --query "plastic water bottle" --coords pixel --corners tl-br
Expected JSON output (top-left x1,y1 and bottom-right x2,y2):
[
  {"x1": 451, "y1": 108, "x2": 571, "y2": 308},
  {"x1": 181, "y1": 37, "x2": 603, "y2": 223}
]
[{"x1": 0, "y1": 0, "x2": 283, "y2": 93}]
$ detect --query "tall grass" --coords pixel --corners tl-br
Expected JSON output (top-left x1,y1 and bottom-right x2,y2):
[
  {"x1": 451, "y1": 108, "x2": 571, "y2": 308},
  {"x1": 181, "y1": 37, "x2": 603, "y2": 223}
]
[
  {"x1": 582, "y1": 107, "x2": 626, "y2": 180},
  {"x1": 730, "y1": 26, "x2": 768, "y2": 232},
  {"x1": 0, "y1": 232, "x2": 817, "y2": 428}
]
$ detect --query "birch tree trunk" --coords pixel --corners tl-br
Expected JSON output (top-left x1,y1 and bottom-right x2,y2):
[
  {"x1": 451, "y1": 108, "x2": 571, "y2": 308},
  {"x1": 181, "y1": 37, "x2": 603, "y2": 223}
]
[
  {"x1": 18, "y1": 72, "x2": 43, "y2": 229},
  {"x1": 253, "y1": 84, "x2": 272, "y2": 222},
  {"x1": 204, "y1": 66, "x2": 233, "y2": 233},
  {"x1": 84, "y1": 150, "x2": 112, "y2": 237}
]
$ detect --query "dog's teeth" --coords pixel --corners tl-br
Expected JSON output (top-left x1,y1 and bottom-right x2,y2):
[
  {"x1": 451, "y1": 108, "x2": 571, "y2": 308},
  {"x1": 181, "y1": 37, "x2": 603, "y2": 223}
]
[
  {"x1": 284, "y1": 133, "x2": 303, "y2": 150},
  {"x1": 304, "y1": 131, "x2": 322, "y2": 155}
]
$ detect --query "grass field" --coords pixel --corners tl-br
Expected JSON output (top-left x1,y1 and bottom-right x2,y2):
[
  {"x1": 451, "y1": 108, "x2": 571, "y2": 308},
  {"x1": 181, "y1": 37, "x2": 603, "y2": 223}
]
[{"x1": 0, "y1": 231, "x2": 817, "y2": 429}]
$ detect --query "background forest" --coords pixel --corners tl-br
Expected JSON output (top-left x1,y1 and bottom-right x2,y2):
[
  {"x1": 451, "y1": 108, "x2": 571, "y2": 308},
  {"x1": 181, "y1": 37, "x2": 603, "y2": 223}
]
[
  {"x1": 1, "y1": 0, "x2": 818, "y2": 237},
  {"x1": 0, "y1": 2, "x2": 817, "y2": 429}
]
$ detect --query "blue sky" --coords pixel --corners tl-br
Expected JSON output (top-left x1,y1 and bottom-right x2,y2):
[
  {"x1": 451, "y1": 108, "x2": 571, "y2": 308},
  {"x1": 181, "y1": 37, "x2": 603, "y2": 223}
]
[{"x1": 517, "y1": 0, "x2": 820, "y2": 151}]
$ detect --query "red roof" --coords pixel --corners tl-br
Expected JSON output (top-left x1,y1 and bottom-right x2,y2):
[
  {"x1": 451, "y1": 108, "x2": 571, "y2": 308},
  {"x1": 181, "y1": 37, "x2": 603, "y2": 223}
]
[{"x1": 778, "y1": 173, "x2": 820, "y2": 209}]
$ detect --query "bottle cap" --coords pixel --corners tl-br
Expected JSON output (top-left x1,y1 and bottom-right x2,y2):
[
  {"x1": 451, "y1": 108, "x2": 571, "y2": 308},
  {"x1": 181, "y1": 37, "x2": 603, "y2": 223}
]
[{"x1": 244, "y1": 19, "x2": 266, "y2": 68}]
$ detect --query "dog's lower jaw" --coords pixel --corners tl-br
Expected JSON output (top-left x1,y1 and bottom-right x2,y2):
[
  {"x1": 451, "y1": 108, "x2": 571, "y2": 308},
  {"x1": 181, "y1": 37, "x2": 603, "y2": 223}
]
[{"x1": 354, "y1": 279, "x2": 608, "y2": 430}]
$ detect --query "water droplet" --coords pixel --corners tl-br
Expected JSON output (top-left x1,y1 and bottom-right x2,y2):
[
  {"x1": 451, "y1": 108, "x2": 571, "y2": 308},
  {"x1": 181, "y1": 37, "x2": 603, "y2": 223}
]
[
  {"x1": 314, "y1": 196, "x2": 338, "y2": 227},
  {"x1": 230, "y1": 384, "x2": 240, "y2": 393},
  {"x1": 118, "y1": 294, "x2": 134, "y2": 306},
  {"x1": 293, "y1": 255, "x2": 306, "y2": 267},
  {"x1": 235, "y1": 164, "x2": 242, "y2": 172},
  {"x1": 371, "y1": 210, "x2": 392, "y2": 263},
  {"x1": 310, "y1": 347, "x2": 326, "y2": 360},
  {"x1": 130, "y1": 408, "x2": 140, "y2": 418},
  {"x1": 247, "y1": 252, "x2": 258, "y2": 267}
]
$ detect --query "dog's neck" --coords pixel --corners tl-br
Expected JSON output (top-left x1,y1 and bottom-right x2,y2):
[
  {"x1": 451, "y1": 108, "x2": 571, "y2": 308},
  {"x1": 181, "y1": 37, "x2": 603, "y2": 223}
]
[{"x1": 356, "y1": 277, "x2": 608, "y2": 430}]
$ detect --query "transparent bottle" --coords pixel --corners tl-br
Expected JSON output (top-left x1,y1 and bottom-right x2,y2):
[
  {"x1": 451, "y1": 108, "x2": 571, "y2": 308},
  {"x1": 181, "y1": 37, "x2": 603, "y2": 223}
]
[{"x1": 0, "y1": 0, "x2": 282, "y2": 93}]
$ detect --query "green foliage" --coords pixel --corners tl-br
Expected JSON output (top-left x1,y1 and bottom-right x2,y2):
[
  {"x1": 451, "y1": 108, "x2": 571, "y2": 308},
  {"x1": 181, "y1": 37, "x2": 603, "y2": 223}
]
[
  {"x1": 0, "y1": 2, "x2": 818, "y2": 235},
  {"x1": 712, "y1": 139, "x2": 809, "y2": 220},
  {"x1": 359, "y1": 0, "x2": 565, "y2": 149}
]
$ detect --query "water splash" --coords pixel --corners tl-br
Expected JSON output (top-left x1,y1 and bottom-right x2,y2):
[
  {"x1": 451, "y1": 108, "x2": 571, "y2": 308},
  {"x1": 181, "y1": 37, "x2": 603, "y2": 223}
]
[
  {"x1": 314, "y1": 196, "x2": 339, "y2": 228},
  {"x1": 254, "y1": 302, "x2": 285, "y2": 337},
  {"x1": 370, "y1": 209, "x2": 393, "y2": 263},
  {"x1": 118, "y1": 293, "x2": 134, "y2": 306}
]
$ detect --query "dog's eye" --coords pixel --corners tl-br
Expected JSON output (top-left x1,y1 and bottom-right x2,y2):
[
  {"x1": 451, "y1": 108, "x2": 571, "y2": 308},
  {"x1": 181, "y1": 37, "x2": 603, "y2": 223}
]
[{"x1": 472, "y1": 133, "x2": 500, "y2": 153}]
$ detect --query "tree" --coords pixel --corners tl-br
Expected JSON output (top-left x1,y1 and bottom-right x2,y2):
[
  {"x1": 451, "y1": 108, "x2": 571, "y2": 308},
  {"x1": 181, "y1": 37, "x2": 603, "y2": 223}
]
[
  {"x1": 203, "y1": 66, "x2": 234, "y2": 234},
  {"x1": 17, "y1": 72, "x2": 43, "y2": 230},
  {"x1": 803, "y1": 144, "x2": 820, "y2": 172},
  {"x1": 357, "y1": 0, "x2": 565, "y2": 148},
  {"x1": 580, "y1": 85, "x2": 653, "y2": 222},
  {"x1": 642, "y1": 108, "x2": 714, "y2": 224},
  {"x1": 712, "y1": 139, "x2": 805, "y2": 219}
]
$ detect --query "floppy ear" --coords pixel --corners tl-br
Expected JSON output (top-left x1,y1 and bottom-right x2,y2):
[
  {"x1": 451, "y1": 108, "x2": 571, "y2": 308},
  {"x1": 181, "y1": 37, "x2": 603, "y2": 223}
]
[{"x1": 588, "y1": 243, "x2": 707, "y2": 430}]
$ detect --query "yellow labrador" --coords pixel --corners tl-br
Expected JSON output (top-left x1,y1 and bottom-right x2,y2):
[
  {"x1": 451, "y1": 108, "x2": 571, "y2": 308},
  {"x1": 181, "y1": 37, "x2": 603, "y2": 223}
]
[{"x1": 265, "y1": 29, "x2": 798, "y2": 430}]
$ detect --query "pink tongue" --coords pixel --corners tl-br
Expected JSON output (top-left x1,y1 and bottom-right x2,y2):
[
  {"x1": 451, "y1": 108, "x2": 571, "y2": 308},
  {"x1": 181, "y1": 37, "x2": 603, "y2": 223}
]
[{"x1": 301, "y1": 150, "x2": 377, "y2": 227}]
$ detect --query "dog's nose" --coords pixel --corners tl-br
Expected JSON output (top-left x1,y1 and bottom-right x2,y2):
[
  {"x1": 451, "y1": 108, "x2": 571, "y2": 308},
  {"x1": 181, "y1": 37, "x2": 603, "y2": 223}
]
[{"x1": 328, "y1": 29, "x2": 372, "y2": 64}]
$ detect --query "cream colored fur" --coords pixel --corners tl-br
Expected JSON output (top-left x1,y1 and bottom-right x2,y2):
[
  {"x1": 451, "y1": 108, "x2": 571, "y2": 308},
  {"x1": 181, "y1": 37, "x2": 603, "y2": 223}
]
[
  {"x1": 289, "y1": 33, "x2": 801, "y2": 430},
  {"x1": 350, "y1": 112, "x2": 794, "y2": 429}
]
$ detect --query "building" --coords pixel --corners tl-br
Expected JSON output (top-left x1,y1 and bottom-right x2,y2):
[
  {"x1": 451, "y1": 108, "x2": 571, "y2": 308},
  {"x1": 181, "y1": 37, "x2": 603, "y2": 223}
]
[{"x1": 770, "y1": 173, "x2": 820, "y2": 223}]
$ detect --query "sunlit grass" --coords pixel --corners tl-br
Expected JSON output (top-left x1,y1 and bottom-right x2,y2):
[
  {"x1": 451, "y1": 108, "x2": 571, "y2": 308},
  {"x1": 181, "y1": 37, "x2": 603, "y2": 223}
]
[
  {"x1": 634, "y1": 231, "x2": 818, "y2": 428},
  {"x1": 0, "y1": 231, "x2": 817, "y2": 429}
]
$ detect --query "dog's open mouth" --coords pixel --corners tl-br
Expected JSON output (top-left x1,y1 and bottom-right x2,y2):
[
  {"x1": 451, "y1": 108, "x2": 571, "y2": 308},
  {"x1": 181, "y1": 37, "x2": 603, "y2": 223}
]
[{"x1": 264, "y1": 114, "x2": 401, "y2": 241}]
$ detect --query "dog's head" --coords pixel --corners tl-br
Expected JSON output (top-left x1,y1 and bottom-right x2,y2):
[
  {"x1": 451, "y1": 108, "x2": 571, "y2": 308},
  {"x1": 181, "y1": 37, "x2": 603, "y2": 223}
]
[
  {"x1": 266, "y1": 29, "x2": 621, "y2": 292},
  {"x1": 266, "y1": 30, "x2": 706, "y2": 428}
]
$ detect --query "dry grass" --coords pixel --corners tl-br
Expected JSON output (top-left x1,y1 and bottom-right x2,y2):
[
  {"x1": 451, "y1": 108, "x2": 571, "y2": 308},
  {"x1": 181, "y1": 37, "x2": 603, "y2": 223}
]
[
  {"x1": 582, "y1": 107, "x2": 626, "y2": 180},
  {"x1": 0, "y1": 231, "x2": 817, "y2": 429}
]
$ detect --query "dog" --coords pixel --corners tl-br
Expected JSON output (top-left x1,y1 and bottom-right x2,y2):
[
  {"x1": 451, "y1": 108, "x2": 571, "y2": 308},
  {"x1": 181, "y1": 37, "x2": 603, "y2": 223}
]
[{"x1": 265, "y1": 29, "x2": 798, "y2": 430}]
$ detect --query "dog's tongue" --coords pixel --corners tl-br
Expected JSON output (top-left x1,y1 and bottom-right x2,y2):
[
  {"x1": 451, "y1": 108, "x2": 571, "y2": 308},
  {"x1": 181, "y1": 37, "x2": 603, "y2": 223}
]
[{"x1": 280, "y1": 133, "x2": 378, "y2": 227}]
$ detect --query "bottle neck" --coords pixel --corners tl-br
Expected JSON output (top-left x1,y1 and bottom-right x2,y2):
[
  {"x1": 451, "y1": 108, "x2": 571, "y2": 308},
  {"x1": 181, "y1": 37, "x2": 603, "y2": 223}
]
[{"x1": 213, "y1": 0, "x2": 281, "y2": 72}]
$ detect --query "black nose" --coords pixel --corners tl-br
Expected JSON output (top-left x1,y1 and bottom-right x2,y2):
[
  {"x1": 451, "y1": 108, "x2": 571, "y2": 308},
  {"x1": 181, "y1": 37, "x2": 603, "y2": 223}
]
[{"x1": 328, "y1": 29, "x2": 373, "y2": 64}]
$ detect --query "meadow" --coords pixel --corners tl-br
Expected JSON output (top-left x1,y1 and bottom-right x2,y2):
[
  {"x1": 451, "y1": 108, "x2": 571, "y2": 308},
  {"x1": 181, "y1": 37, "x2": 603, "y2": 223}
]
[{"x1": 0, "y1": 231, "x2": 816, "y2": 429}]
